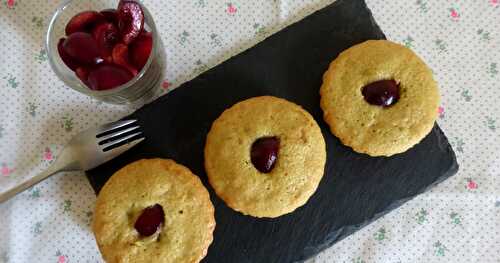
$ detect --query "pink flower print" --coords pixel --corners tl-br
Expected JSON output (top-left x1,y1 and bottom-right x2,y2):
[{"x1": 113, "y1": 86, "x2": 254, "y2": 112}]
[
  {"x1": 449, "y1": 8, "x2": 459, "y2": 20},
  {"x1": 55, "y1": 250, "x2": 67, "y2": 263},
  {"x1": 43, "y1": 147, "x2": 53, "y2": 161},
  {"x1": 6, "y1": 0, "x2": 15, "y2": 8},
  {"x1": 466, "y1": 178, "x2": 478, "y2": 190},
  {"x1": 1, "y1": 163, "x2": 14, "y2": 177},
  {"x1": 162, "y1": 79, "x2": 171, "y2": 90},
  {"x1": 491, "y1": 0, "x2": 498, "y2": 6},
  {"x1": 226, "y1": 3, "x2": 237, "y2": 14},
  {"x1": 438, "y1": 106, "x2": 445, "y2": 119}
]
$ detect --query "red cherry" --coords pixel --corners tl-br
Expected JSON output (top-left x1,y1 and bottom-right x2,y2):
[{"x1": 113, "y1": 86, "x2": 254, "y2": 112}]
[
  {"x1": 65, "y1": 11, "x2": 105, "y2": 35},
  {"x1": 87, "y1": 64, "x2": 133, "y2": 90},
  {"x1": 362, "y1": 80, "x2": 400, "y2": 107},
  {"x1": 129, "y1": 31, "x2": 153, "y2": 70},
  {"x1": 100, "y1": 9, "x2": 118, "y2": 25},
  {"x1": 134, "y1": 204, "x2": 165, "y2": 237},
  {"x1": 117, "y1": 0, "x2": 145, "y2": 44},
  {"x1": 63, "y1": 32, "x2": 103, "y2": 65},
  {"x1": 92, "y1": 22, "x2": 119, "y2": 62},
  {"x1": 75, "y1": 67, "x2": 90, "y2": 85},
  {"x1": 57, "y1": 38, "x2": 79, "y2": 71},
  {"x1": 251, "y1": 137, "x2": 280, "y2": 173},
  {"x1": 112, "y1": 43, "x2": 138, "y2": 76}
]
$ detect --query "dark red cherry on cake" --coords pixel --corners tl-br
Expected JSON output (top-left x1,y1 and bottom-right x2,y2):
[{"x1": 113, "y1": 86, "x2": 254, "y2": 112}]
[
  {"x1": 251, "y1": 137, "x2": 280, "y2": 173},
  {"x1": 134, "y1": 204, "x2": 165, "y2": 237},
  {"x1": 361, "y1": 80, "x2": 400, "y2": 107}
]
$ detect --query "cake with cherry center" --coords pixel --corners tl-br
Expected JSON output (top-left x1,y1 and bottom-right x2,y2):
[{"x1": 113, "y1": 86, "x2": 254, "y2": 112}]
[
  {"x1": 320, "y1": 40, "x2": 440, "y2": 157},
  {"x1": 204, "y1": 96, "x2": 327, "y2": 218},
  {"x1": 92, "y1": 159, "x2": 215, "y2": 263}
]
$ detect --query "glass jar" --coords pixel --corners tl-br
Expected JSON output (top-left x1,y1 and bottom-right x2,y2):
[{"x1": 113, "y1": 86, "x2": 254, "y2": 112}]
[{"x1": 46, "y1": 0, "x2": 165, "y2": 105}]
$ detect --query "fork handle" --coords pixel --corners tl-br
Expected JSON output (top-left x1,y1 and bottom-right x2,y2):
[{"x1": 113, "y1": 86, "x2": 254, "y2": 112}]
[{"x1": 0, "y1": 165, "x2": 63, "y2": 203}]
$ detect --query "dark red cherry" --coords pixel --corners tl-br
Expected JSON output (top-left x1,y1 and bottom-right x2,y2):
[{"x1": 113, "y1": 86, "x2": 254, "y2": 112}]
[
  {"x1": 129, "y1": 31, "x2": 153, "y2": 70},
  {"x1": 65, "y1": 11, "x2": 105, "y2": 35},
  {"x1": 100, "y1": 9, "x2": 118, "y2": 25},
  {"x1": 117, "y1": 0, "x2": 144, "y2": 44},
  {"x1": 361, "y1": 80, "x2": 400, "y2": 107},
  {"x1": 57, "y1": 38, "x2": 79, "y2": 71},
  {"x1": 251, "y1": 137, "x2": 280, "y2": 173},
  {"x1": 92, "y1": 22, "x2": 119, "y2": 62},
  {"x1": 75, "y1": 67, "x2": 90, "y2": 85},
  {"x1": 87, "y1": 64, "x2": 133, "y2": 90},
  {"x1": 134, "y1": 204, "x2": 165, "y2": 237},
  {"x1": 63, "y1": 32, "x2": 103, "y2": 65},
  {"x1": 112, "y1": 43, "x2": 138, "y2": 76}
]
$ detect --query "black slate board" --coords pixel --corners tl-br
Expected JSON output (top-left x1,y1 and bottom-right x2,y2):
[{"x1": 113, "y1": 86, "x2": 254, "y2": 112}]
[{"x1": 87, "y1": 0, "x2": 459, "y2": 262}]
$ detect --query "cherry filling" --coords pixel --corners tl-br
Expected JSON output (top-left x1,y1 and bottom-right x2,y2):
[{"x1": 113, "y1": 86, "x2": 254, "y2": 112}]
[
  {"x1": 250, "y1": 137, "x2": 280, "y2": 173},
  {"x1": 361, "y1": 80, "x2": 400, "y2": 107},
  {"x1": 134, "y1": 204, "x2": 165, "y2": 237}
]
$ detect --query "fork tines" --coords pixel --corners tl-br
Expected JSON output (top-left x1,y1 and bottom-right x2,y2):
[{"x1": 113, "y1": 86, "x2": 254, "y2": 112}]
[{"x1": 96, "y1": 120, "x2": 144, "y2": 152}]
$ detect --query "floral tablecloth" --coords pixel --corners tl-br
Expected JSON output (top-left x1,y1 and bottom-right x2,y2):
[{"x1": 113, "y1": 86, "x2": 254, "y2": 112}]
[{"x1": 1, "y1": 0, "x2": 499, "y2": 262}]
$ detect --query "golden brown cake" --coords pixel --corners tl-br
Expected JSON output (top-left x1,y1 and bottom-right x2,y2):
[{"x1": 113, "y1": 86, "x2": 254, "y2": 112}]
[
  {"x1": 320, "y1": 40, "x2": 440, "y2": 156},
  {"x1": 204, "y1": 96, "x2": 326, "y2": 218},
  {"x1": 92, "y1": 159, "x2": 215, "y2": 263}
]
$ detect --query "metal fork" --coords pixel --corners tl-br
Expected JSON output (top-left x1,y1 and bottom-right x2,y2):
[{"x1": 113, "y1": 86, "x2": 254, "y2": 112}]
[{"x1": 0, "y1": 119, "x2": 144, "y2": 203}]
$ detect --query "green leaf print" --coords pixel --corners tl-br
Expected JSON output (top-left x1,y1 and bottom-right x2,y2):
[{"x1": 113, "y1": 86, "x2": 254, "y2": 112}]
[
  {"x1": 449, "y1": 212, "x2": 463, "y2": 227},
  {"x1": 415, "y1": 208, "x2": 428, "y2": 224},
  {"x1": 488, "y1": 63, "x2": 498, "y2": 77},
  {"x1": 456, "y1": 89, "x2": 472, "y2": 102},
  {"x1": 29, "y1": 187, "x2": 41, "y2": 199},
  {"x1": 31, "y1": 16, "x2": 44, "y2": 29},
  {"x1": 416, "y1": 0, "x2": 429, "y2": 13},
  {"x1": 195, "y1": 0, "x2": 206, "y2": 8},
  {"x1": 210, "y1": 33, "x2": 222, "y2": 48},
  {"x1": 484, "y1": 116, "x2": 496, "y2": 131},
  {"x1": 0, "y1": 125, "x2": 4, "y2": 139},
  {"x1": 451, "y1": 137, "x2": 464, "y2": 153},
  {"x1": 27, "y1": 102, "x2": 38, "y2": 117},
  {"x1": 61, "y1": 115, "x2": 74, "y2": 132},
  {"x1": 403, "y1": 36, "x2": 415, "y2": 48},
  {"x1": 352, "y1": 257, "x2": 366, "y2": 263},
  {"x1": 3, "y1": 74, "x2": 19, "y2": 89},
  {"x1": 434, "y1": 39, "x2": 448, "y2": 53},
  {"x1": 178, "y1": 30, "x2": 190, "y2": 46},
  {"x1": 374, "y1": 227, "x2": 387, "y2": 241},
  {"x1": 433, "y1": 241, "x2": 448, "y2": 256},
  {"x1": 194, "y1": 60, "x2": 209, "y2": 74},
  {"x1": 253, "y1": 23, "x2": 268, "y2": 38},
  {"x1": 34, "y1": 49, "x2": 48, "y2": 64},
  {"x1": 63, "y1": 199, "x2": 72, "y2": 213},
  {"x1": 476, "y1": 29, "x2": 491, "y2": 41},
  {"x1": 32, "y1": 221, "x2": 42, "y2": 235}
]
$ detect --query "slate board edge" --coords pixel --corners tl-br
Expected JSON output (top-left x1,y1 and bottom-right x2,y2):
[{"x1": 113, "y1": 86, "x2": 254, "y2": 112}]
[{"x1": 296, "y1": 126, "x2": 459, "y2": 262}]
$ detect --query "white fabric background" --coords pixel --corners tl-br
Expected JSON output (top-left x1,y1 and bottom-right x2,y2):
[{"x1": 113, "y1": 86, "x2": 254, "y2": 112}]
[{"x1": 0, "y1": 0, "x2": 499, "y2": 262}]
